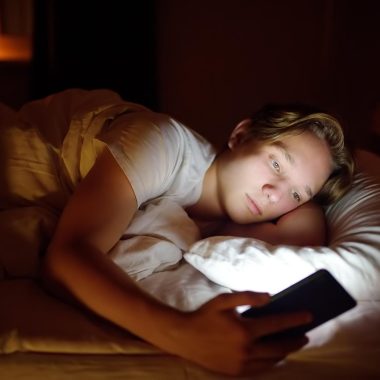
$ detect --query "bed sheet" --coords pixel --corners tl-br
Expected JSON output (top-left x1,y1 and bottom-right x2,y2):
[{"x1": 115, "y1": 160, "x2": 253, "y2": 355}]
[
  {"x1": 1, "y1": 342, "x2": 379, "y2": 380},
  {"x1": 1, "y1": 272, "x2": 380, "y2": 380}
]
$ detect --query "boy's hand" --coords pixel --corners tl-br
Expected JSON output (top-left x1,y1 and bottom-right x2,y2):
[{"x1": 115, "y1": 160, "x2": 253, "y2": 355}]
[{"x1": 163, "y1": 292, "x2": 311, "y2": 376}]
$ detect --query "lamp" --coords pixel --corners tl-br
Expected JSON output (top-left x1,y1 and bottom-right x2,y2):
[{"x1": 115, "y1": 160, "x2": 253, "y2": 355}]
[{"x1": 0, "y1": 0, "x2": 32, "y2": 62}]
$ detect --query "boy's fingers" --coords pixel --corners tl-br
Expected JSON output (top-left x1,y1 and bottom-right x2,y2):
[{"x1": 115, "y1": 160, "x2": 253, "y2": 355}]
[
  {"x1": 247, "y1": 311, "x2": 313, "y2": 337},
  {"x1": 205, "y1": 292, "x2": 271, "y2": 311},
  {"x1": 248, "y1": 335, "x2": 309, "y2": 359}
]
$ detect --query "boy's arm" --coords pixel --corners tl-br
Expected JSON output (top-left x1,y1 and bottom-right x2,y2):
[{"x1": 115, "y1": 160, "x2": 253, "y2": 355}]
[
  {"x1": 218, "y1": 201, "x2": 327, "y2": 246},
  {"x1": 43, "y1": 148, "x2": 311, "y2": 376}
]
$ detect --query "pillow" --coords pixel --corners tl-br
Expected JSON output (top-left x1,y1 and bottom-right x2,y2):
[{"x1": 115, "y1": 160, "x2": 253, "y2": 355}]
[{"x1": 185, "y1": 152, "x2": 380, "y2": 301}]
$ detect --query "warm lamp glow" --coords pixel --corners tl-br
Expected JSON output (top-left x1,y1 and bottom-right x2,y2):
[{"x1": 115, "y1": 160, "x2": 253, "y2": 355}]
[{"x1": 0, "y1": 34, "x2": 31, "y2": 61}]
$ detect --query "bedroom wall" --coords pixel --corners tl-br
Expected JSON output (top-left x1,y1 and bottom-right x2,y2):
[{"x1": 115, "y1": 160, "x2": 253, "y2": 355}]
[
  {"x1": 155, "y1": 0, "x2": 380, "y2": 151},
  {"x1": 29, "y1": 0, "x2": 157, "y2": 108},
  {"x1": 0, "y1": 0, "x2": 33, "y2": 108},
  {"x1": 1, "y1": 0, "x2": 379, "y2": 153}
]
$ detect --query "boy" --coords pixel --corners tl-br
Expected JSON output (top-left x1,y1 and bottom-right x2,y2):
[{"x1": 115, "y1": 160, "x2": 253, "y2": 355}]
[{"x1": 1, "y1": 89, "x2": 353, "y2": 375}]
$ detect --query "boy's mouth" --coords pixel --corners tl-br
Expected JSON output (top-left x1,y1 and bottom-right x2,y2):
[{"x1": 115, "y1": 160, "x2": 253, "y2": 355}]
[{"x1": 245, "y1": 193, "x2": 262, "y2": 216}]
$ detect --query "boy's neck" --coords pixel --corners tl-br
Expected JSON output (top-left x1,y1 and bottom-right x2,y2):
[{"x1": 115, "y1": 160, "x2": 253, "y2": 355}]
[{"x1": 186, "y1": 158, "x2": 225, "y2": 222}]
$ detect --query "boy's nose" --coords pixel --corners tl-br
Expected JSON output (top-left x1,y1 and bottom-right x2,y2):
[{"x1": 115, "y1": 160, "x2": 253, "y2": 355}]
[{"x1": 262, "y1": 184, "x2": 282, "y2": 203}]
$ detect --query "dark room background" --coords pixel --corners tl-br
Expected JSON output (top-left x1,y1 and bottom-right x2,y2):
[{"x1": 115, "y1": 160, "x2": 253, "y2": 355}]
[{"x1": 0, "y1": 0, "x2": 379, "y2": 152}]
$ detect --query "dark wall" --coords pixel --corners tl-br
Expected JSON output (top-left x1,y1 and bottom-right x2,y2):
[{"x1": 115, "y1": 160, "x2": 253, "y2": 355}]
[
  {"x1": 0, "y1": 61, "x2": 30, "y2": 108},
  {"x1": 328, "y1": 0, "x2": 380, "y2": 151},
  {"x1": 2, "y1": 0, "x2": 379, "y2": 153},
  {"x1": 156, "y1": 0, "x2": 380, "y2": 151},
  {"x1": 30, "y1": 0, "x2": 157, "y2": 108}
]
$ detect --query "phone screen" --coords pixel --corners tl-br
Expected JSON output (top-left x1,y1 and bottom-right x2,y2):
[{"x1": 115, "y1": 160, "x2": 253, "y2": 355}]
[{"x1": 241, "y1": 269, "x2": 357, "y2": 339}]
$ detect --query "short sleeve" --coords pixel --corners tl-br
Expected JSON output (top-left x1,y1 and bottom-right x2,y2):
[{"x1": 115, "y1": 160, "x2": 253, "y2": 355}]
[{"x1": 97, "y1": 111, "x2": 214, "y2": 208}]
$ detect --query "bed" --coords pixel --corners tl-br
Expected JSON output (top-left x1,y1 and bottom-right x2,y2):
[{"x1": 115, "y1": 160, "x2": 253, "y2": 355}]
[{"x1": 1, "y1": 98, "x2": 380, "y2": 379}]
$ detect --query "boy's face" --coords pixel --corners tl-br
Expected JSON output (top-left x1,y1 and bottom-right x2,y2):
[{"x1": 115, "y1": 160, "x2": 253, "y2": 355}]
[{"x1": 216, "y1": 127, "x2": 333, "y2": 224}]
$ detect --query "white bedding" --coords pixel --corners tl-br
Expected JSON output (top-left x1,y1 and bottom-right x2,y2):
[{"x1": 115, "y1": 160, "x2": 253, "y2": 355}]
[
  {"x1": 1, "y1": 150, "x2": 380, "y2": 379},
  {"x1": 1, "y1": 274, "x2": 379, "y2": 379},
  {"x1": 185, "y1": 172, "x2": 379, "y2": 302}
]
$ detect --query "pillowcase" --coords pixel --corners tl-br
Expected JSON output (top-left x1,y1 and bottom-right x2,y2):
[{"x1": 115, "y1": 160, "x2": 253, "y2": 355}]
[{"x1": 185, "y1": 152, "x2": 380, "y2": 301}]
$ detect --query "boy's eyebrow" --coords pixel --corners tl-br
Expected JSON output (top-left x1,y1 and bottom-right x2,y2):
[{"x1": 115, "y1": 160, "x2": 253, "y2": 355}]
[
  {"x1": 274, "y1": 141, "x2": 295, "y2": 165},
  {"x1": 274, "y1": 142, "x2": 313, "y2": 198},
  {"x1": 305, "y1": 185, "x2": 313, "y2": 198}
]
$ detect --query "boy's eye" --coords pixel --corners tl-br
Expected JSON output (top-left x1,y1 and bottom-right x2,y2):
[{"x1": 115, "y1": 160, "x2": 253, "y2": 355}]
[
  {"x1": 293, "y1": 192, "x2": 301, "y2": 202},
  {"x1": 272, "y1": 160, "x2": 280, "y2": 172}
]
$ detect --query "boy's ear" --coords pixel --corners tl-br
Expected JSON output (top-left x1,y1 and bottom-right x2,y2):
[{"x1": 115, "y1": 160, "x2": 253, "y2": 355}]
[{"x1": 228, "y1": 119, "x2": 252, "y2": 150}]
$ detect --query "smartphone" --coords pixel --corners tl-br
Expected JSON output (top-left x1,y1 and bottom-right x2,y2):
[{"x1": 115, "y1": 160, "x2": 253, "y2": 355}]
[{"x1": 241, "y1": 269, "x2": 357, "y2": 339}]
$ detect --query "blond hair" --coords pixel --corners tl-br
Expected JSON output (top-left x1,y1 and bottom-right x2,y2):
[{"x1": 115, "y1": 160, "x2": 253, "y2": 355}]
[{"x1": 246, "y1": 105, "x2": 355, "y2": 205}]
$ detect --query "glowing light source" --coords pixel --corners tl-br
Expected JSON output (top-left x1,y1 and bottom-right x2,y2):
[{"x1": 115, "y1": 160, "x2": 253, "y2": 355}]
[
  {"x1": 0, "y1": 0, "x2": 33, "y2": 61},
  {"x1": 0, "y1": 34, "x2": 31, "y2": 61}
]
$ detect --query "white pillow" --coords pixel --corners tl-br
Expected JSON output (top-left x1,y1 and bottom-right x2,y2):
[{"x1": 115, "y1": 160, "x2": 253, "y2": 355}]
[{"x1": 185, "y1": 169, "x2": 380, "y2": 301}]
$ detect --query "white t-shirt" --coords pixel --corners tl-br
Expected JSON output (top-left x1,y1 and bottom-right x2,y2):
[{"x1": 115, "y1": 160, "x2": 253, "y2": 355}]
[{"x1": 98, "y1": 110, "x2": 216, "y2": 209}]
